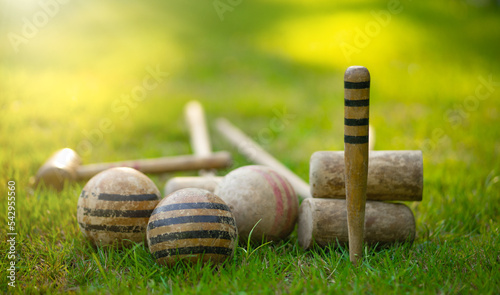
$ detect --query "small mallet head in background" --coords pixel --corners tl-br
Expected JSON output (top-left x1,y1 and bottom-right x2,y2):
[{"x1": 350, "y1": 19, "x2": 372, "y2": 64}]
[
  {"x1": 147, "y1": 188, "x2": 237, "y2": 266},
  {"x1": 77, "y1": 167, "x2": 161, "y2": 247},
  {"x1": 214, "y1": 165, "x2": 299, "y2": 243},
  {"x1": 344, "y1": 66, "x2": 370, "y2": 265},
  {"x1": 34, "y1": 148, "x2": 81, "y2": 191}
]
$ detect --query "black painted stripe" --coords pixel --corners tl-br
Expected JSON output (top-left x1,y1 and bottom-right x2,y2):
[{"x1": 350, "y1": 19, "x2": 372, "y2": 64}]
[
  {"x1": 82, "y1": 208, "x2": 153, "y2": 218},
  {"x1": 344, "y1": 81, "x2": 370, "y2": 89},
  {"x1": 344, "y1": 135, "x2": 369, "y2": 144},
  {"x1": 148, "y1": 215, "x2": 236, "y2": 230},
  {"x1": 344, "y1": 118, "x2": 369, "y2": 126},
  {"x1": 151, "y1": 202, "x2": 231, "y2": 216},
  {"x1": 98, "y1": 193, "x2": 158, "y2": 201},
  {"x1": 345, "y1": 99, "x2": 369, "y2": 107},
  {"x1": 153, "y1": 246, "x2": 232, "y2": 259},
  {"x1": 78, "y1": 223, "x2": 143, "y2": 233},
  {"x1": 149, "y1": 230, "x2": 235, "y2": 246}
]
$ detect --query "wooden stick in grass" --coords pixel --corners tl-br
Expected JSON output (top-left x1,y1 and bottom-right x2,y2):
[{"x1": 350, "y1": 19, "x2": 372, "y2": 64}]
[
  {"x1": 344, "y1": 66, "x2": 370, "y2": 265},
  {"x1": 164, "y1": 101, "x2": 223, "y2": 195},
  {"x1": 185, "y1": 100, "x2": 217, "y2": 177},
  {"x1": 215, "y1": 118, "x2": 312, "y2": 200}
]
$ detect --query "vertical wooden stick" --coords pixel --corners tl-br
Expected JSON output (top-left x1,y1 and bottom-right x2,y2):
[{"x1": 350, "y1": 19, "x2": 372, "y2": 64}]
[
  {"x1": 185, "y1": 101, "x2": 216, "y2": 177},
  {"x1": 344, "y1": 66, "x2": 370, "y2": 265}
]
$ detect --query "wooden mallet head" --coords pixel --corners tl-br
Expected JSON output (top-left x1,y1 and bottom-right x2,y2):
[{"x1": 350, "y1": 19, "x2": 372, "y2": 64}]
[
  {"x1": 297, "y1": 198, "x2": 415, "y2": 250},
  {"x1": 309, "y1": 150, "x2": 423, "y2": 201},
  {"x1": 34, "y1": 148, "x2": 81, "y2": 191},
  {"x1": 344, "y1": 66, "x2": 370, "y2": 265}
]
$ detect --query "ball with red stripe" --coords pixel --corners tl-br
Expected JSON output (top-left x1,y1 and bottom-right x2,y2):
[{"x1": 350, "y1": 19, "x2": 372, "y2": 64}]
[
  {"x1": 214, "y1": 165, "x2": 298, "y2": 243},
  {"x1": 147, "y1": 188, "x2": 237, "y2": 266},
  {"x1": 77, "y1": 167, "x2": 161, "y2": 247}
]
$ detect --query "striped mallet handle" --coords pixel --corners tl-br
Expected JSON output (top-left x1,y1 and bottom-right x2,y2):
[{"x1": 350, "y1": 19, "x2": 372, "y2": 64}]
[{"x1": 344, "y1": 66, "x2": 370, "y2": 265}]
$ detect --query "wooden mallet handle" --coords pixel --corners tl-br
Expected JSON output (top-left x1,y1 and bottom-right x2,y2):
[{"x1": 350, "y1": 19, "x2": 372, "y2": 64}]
[
  {"x1": 215, "y1": 118, "x2": 311, "y2": 199},
  {"x1": 76, "y1": 152, "x2": 232, "y2": 180},
  {"x1": 185, "y1": 100, "x2": 216, "y2": 177},
  {"x1": 344, "y1": 66, "x2": 370, "y2": 265}
]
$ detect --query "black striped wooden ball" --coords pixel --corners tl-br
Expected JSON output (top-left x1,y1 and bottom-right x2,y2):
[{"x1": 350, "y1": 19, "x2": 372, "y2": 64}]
[
  {"x1": 77, "y1": 167, "x2": 161, "y2": 247},
  {"x1": 147, "y1": 188, "x2": 237, "y2": 266}
]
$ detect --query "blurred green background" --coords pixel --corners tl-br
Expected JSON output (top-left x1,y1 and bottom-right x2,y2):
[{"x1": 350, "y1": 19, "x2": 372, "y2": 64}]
[{"x1": 0, "y1": 0, "x2": 499, "y2": 292}]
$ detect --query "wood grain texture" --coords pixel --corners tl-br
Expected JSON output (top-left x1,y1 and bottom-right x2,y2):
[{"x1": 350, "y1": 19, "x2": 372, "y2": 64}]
[
  {"x1": 310, "y1": 150, "x2": 423, "y2": 201},
  {"x1": 297, "y1": 198, "x2": 415, "y2": 250}
]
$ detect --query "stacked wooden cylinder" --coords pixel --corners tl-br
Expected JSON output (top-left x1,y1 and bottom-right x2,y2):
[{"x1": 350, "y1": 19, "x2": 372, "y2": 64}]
[
  {"x1": 298, "y1": 66, "x2": 423, "y2": 257},
  {"x1": 299, "y1": 150, "x2": 423, "y2": 248}
]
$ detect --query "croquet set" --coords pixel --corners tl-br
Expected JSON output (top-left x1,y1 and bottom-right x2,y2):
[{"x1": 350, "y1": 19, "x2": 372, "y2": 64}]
[{"x1": 34, "y1": 66, "x2": 423, "y2": 266}]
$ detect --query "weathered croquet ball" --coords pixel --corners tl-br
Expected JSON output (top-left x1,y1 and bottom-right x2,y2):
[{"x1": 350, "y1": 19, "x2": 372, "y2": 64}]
[
  {"x1": 77, "y1": 167, "x2": 161, "y2": 247},
  {"x1": 147, "y1": 188, "x2": 237, "y2": 266},
  {"x1": 214, "y1": 165, "x2": 298, "y2": 243}
]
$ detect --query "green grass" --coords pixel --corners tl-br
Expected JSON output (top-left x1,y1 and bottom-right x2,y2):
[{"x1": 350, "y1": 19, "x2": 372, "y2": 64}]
[{"x1": 1, "y1": 0, "x2": 499, "y2": 293}]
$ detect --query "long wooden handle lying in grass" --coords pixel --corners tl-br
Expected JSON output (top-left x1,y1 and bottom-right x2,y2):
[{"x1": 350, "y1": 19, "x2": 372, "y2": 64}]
[
  {"x1": 76, "y1": 152, "x2": 232, "y2": 180},
  {"x1": 215, "y1": 118, "x2": 311, "y2": 200},
  {"x1": 344, "y1": 66, "x2": 370, "y2": 265}
]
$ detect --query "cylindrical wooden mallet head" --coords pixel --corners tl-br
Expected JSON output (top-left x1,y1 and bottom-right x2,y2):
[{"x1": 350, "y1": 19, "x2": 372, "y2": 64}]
[
  {"x1": 344, "y1": 66, "x2": 370, "y2": 265},
  {"x1": 214, "y1": 165, "x2": 299, "y2": 243},
  {"x1": 34, "y1": 148, "x2": 81, "y2": 190},
  {"x1": 297, "y1": 198, "x2": 415, "y2": 250},
  {"x1": 147, "y1": 188, "x2": 237, "y2": 266},
  {"x1": 310, "y1": 150, "x2": 423, "y2": 201},
  {"x1": 164, "y1": 176, "x2": 223, "y2": 195},
  {"x1": 77, "y1": 167, "x2": 161, "y2": 247}
]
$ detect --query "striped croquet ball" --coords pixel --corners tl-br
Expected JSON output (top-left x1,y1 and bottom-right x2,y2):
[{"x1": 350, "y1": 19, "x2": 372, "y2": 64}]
[
  {"x1": 147, "y1": 188, "x2": 237, "y2": 266},
  {"x1": 214, "y1": 165, "x2": 298, "y2": 243},
  {"x1": 77, "y1": 167, "x2": 161, "y2": 247}
]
